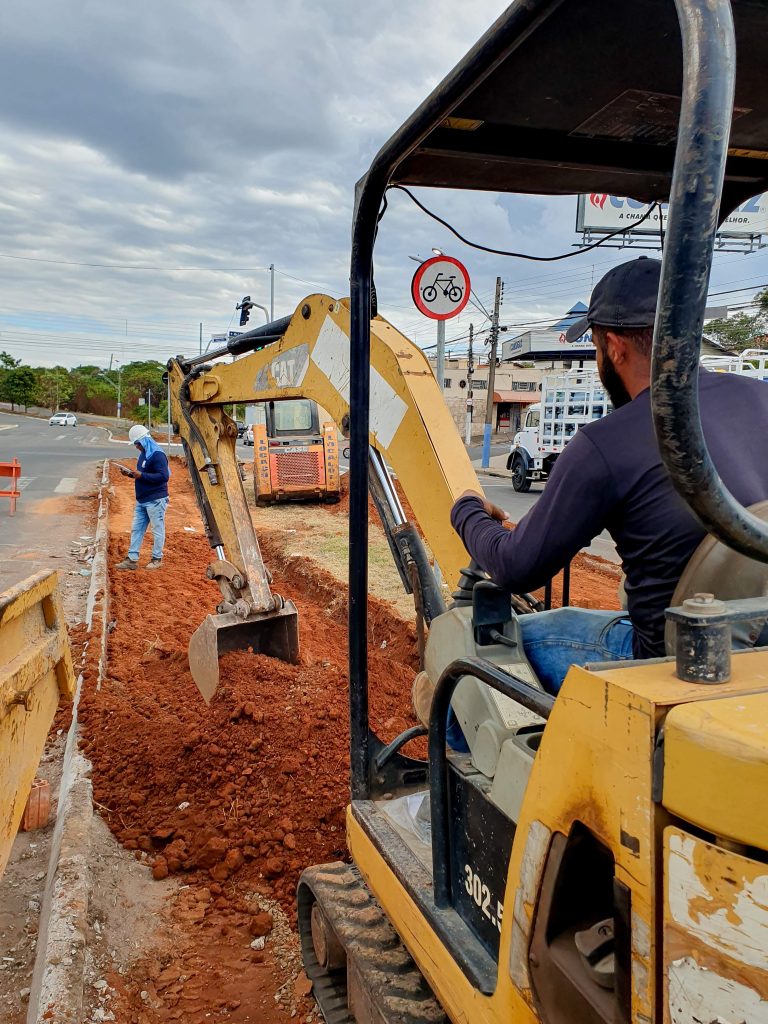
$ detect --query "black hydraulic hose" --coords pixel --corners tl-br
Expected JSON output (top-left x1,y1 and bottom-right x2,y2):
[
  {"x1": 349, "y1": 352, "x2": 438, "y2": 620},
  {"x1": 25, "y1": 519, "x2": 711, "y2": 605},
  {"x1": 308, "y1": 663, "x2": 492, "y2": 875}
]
[
  {"x1": 179, "y1": 315, "x2": 292, "y2": 369},
  {"x1": 652, "y1": 0, "x2": 768, "y2": 563},
  {"x1": 178, "y1": 364, "x2": 215, "y2": 469}
]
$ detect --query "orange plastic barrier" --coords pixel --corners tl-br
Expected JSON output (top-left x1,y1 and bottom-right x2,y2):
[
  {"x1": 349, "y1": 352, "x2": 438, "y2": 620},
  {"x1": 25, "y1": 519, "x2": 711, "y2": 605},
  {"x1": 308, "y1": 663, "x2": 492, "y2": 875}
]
[{"x1": 0, "y1": 458, "x2": 21, "y2": 515}]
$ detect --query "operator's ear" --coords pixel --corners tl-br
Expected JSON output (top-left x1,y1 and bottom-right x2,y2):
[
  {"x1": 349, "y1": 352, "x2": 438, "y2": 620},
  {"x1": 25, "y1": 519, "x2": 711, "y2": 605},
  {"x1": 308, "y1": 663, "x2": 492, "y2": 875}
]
[{"x1": 604, "y1": 329, "x2": 630, "y2": 366}]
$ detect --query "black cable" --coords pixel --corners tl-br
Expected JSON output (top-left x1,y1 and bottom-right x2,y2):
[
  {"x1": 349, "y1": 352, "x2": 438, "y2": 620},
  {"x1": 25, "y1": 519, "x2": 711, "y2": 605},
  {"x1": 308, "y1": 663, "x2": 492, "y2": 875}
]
[{"x1": 390, "y1": 185, "x2": 658, "y2": 261}]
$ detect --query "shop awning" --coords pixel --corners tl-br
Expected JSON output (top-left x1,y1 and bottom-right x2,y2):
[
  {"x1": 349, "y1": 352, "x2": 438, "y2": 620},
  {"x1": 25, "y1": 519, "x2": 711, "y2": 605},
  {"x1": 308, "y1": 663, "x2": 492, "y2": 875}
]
[{"x1": 493, "y1": 391, "x2": 540, "y2": 405}]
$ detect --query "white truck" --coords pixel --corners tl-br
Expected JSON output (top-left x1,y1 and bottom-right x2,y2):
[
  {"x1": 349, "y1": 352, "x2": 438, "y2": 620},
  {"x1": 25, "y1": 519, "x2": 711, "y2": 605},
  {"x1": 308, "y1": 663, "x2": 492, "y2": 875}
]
[
  {"x1": 507, "y1": 351, "x2": 768, "y2": 492},
  {"x1": 506, "y1": 369, "x2": 609, "y2": 492}
]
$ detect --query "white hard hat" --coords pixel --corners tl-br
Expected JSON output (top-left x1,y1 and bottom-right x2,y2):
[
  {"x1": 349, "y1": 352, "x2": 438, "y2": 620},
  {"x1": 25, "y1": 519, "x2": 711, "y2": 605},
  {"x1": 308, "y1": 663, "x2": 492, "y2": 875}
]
[{"x1": 128, "y1": 424, "x2": 150, "y2": 444}]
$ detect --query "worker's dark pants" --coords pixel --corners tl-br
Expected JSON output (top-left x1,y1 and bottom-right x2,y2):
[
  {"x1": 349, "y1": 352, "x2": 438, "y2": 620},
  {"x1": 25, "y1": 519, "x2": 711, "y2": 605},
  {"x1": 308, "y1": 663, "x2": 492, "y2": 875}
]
[{"x1": 446, "y1": 609, "x2": 634, "y2": 751}]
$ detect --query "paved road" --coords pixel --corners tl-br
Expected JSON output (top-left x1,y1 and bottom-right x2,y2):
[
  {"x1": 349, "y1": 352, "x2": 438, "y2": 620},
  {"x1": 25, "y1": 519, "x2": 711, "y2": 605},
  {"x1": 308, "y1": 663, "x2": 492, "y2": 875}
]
[{"x1": 0, "y1": 412, "x2": 119, "y2": 589}]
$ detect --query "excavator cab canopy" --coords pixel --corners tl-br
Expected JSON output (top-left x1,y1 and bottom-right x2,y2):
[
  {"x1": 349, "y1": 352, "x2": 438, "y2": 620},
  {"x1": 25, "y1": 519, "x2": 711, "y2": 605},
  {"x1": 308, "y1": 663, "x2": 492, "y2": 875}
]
[{"x1": 347, "y1": 0, "x2": 768, "y2": 798}]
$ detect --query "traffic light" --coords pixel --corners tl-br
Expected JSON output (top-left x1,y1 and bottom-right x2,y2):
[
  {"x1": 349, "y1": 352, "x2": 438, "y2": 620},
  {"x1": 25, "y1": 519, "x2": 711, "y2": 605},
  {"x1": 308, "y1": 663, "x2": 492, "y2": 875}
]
[{"x1": 237, "y1": 295, "x2": 253, "y2": 327}]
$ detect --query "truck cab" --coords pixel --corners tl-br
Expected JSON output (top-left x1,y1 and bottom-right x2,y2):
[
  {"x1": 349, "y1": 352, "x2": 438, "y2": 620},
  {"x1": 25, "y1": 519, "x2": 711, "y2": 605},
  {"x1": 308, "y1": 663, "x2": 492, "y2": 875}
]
[{"x1": 507, "y1": 370, "x2": 609, "y2": 492}]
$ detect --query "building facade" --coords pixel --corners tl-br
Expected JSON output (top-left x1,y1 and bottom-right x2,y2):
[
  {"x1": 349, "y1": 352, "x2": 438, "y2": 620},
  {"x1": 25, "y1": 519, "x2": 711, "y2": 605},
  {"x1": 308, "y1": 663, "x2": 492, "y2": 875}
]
[{"x1": 430, "y1": 355, "x2": 544, "y2": 439}]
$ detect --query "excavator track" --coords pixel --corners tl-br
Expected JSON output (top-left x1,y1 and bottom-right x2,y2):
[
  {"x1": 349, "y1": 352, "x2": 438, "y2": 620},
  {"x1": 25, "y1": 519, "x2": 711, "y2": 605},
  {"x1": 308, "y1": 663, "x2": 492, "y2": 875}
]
[{"x1": 297, "y1": 861, "x2": 447, "y2": 1024}]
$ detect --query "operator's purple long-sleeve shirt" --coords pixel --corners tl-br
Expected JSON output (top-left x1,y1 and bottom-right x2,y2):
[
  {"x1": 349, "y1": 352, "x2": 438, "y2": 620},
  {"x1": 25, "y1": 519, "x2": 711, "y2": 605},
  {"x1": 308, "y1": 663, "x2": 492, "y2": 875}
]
[{"x1": 451, "y1": 371, "x2": 768, "y2": 658}]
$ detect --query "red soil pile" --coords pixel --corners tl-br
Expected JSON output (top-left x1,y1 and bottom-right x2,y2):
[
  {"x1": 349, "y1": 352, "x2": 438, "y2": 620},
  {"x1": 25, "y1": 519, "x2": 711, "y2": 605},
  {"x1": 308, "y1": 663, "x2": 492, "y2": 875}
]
[{"x1": 78, "y1": 469, "x2": 420, "y2": 925}]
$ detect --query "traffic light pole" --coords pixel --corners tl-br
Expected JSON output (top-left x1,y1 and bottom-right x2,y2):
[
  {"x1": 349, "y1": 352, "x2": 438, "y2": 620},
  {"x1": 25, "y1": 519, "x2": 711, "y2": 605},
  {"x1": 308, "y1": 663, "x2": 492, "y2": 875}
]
[{"x1": 481, "y1": 277, "x2": 502, "y2": 470}]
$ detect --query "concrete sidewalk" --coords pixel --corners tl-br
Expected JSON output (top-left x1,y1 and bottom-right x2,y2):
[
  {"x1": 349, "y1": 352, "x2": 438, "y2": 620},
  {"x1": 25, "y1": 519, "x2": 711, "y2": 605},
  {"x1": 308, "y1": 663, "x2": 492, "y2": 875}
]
[{"x1": 472, "y1": 452, "x2": 512, "y2": 479}]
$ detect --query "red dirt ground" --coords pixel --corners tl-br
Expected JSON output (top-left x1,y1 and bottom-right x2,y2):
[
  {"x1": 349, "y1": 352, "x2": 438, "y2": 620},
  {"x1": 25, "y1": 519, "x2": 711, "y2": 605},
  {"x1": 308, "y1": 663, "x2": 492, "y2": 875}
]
[
  {"x1": 76, "y1": 464, "x2": 622, "y2": 1022},
  {"x1": 76, "y1": 467, "x2": 421, "y2": 1022}
]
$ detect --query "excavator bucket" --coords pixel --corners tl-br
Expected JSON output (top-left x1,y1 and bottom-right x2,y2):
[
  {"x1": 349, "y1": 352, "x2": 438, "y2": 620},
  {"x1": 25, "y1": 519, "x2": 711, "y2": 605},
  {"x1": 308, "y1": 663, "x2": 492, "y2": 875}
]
[{"x1": 188, "y1": 600, "x2": 300, "y2": 703}]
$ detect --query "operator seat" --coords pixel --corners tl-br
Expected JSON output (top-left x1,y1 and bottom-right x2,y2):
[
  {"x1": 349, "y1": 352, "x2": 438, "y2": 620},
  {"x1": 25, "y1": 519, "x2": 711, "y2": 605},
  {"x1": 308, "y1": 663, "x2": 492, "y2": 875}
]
[{"x1": 664, "y1": 500, "x2": 768, "y2": 654}]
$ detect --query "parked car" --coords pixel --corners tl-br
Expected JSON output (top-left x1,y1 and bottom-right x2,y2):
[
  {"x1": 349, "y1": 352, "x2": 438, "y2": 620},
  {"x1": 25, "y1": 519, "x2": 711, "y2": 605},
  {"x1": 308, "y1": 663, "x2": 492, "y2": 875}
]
[
  {"x1": 49, "y1": 412, "x2": 78, "y2": 427},
  {"x1": 242, "y1": 424, "x2": 254, "y2": 446},
  {"x1": 236, "y1": 421, "x2": 246, "y2": 437}
]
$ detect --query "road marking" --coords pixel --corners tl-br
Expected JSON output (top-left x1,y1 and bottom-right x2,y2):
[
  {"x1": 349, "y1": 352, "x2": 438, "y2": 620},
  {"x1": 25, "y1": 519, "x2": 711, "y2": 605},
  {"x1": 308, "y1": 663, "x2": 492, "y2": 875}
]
[
  {"x1": 56, "y1": 433, "x2": 67, "y2": 440},
  {"x1": 17, "y1": 476, "x2": 35, "y2": 491},
  {"x1": 89, "y1": 435, "x2": 99, "y2": 443},
  {"x1": 0, "y1": 424, "x2": 18, "y2": 431},
  {"x1": 54, "y1": 478, "x2": 77, "y2": 494}
]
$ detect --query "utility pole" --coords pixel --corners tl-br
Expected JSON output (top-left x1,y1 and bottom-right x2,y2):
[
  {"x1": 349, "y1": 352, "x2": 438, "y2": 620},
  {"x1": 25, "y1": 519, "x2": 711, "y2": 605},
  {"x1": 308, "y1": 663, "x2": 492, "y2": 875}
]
[
  {"x1": 199, "y1": 322, "x2": 203, "y2": 355},
  {"x1": 436, "y1": 320, "x2": 446, "y2": 393},
  {"x1": 482, "y1": 277, "x2": 503, "y2": 469},
  {"x1": 147, "y1": 388, "x2": 152, "y2": 429},
  {"x1": 465, "y1": 324, "x2": 474, "y2": 445},
  {"x1": 269, "y1": 264, "x2": 275, "y2": 320}
]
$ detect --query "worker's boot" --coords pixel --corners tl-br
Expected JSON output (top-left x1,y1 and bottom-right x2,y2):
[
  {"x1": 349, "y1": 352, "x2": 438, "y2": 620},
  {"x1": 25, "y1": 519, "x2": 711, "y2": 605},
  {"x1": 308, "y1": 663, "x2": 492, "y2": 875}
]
[
  {"x1": 145, "y1": 558, "x2": 163, "y2": 570},
  {"x1": 115, "y1": 558, "x2": 138, "y2": 571},
  {"x1": 411, "y1": 670, "x2": 436, "y2": 729}
]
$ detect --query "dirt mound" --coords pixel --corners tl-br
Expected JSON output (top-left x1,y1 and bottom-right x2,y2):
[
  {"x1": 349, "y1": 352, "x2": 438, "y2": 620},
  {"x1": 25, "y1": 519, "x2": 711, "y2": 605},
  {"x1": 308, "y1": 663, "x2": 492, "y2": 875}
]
[{"x1": 78, "y1": 471, "x2": 420, "y2": 925}]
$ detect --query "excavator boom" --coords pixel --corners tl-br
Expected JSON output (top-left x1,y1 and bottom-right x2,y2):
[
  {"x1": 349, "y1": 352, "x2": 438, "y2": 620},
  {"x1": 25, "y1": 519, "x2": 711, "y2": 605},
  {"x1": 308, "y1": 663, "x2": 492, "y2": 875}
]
[{"x1": 168, "y1": 294, "x2": 481, "y2": 697}]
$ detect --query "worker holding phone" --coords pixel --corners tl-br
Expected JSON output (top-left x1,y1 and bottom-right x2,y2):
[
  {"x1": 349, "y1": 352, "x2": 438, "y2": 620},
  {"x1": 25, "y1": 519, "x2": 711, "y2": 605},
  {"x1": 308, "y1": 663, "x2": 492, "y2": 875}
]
[{"x1": 115, "y1": 424, "x2": 170, "y2": 571}]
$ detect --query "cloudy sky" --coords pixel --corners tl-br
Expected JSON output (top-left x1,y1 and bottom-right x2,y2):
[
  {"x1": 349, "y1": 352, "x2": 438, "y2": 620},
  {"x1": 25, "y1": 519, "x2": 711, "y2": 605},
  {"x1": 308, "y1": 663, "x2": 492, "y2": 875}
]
[{"x1": 1, "y1": 0, "x2": 767, "y2": 370}]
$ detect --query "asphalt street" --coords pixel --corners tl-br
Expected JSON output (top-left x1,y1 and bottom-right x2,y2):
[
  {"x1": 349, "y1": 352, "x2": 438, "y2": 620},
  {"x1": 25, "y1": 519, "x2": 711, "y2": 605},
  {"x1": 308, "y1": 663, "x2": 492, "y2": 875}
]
[
  {"x1": 0, "y1": 413, "x2": 616, "y2": 594},
  {"x1": 0, "y1": 412, "x2": 123, "y2": 589}
]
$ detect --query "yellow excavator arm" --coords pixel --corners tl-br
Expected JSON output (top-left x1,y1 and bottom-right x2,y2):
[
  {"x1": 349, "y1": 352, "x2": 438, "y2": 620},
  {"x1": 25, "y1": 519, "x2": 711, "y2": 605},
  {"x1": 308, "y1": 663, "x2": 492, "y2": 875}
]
[{"x1": 168, "y1": 294, "x2": 482, "y2": 696}]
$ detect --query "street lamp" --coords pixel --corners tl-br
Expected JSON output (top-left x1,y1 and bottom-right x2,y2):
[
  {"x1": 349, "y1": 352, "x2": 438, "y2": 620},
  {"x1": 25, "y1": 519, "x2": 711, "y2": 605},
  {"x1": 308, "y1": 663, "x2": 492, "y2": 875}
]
[{"x1": 99, "y1": 362, "x2": 123, "y2": 422}]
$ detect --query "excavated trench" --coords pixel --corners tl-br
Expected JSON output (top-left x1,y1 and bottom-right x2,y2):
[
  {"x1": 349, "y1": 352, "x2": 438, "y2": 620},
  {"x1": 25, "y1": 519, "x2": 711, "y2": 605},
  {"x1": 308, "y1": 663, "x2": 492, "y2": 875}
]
[{"x1": 74, "y1": 465, "x2": 621, "y2": 1023}]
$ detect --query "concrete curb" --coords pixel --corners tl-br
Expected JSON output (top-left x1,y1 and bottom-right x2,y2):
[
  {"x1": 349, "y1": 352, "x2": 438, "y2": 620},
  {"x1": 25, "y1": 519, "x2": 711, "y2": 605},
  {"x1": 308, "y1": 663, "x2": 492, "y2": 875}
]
[
  {"x1": 26, "y1": 462, "x2": 111, "y2": 1024},
  {"x1": 477, "y1": 469, "x2": 513, "y2": 480}
]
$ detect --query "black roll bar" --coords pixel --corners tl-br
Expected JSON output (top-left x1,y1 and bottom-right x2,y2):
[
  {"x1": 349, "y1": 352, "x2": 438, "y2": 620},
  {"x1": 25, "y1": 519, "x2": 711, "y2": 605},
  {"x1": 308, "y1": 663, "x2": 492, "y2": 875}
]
[
  {"x1": 652, "y1": 1, "x2": 768, "y2": 563},
  {"x1": 428, "y1": 657, "x2": 554, "y2": 908},
  {"x1": 349, "y1": 0, "x2": 764, "y2": 803},
  {"x1": 348, "y1": 0, "x2": 559, "y2": 801}
]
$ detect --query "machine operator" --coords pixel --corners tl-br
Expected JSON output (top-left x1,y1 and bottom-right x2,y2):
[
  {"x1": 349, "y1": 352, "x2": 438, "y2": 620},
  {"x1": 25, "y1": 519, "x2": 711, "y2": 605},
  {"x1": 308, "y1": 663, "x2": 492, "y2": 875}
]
[{"x1": 451, "y1": 257, "x2": 768, "y2": 694}]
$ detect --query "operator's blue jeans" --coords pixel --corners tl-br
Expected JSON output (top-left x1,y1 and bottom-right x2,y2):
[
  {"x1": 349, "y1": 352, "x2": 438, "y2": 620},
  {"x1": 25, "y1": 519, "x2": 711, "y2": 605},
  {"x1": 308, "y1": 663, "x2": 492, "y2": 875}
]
[
  {"x1": 128, "y1": 498, "x2": 168, "y2": 562},
  {"x1": 446, "y1": 608, "x2": 635, "y2": 751}
]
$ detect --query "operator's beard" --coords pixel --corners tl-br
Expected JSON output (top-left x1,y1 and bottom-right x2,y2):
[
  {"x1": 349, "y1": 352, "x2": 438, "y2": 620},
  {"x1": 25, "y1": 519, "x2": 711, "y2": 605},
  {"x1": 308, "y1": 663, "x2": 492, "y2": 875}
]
[{"x1": 599, "y1": 354, "x2": 632, "y2": 409}]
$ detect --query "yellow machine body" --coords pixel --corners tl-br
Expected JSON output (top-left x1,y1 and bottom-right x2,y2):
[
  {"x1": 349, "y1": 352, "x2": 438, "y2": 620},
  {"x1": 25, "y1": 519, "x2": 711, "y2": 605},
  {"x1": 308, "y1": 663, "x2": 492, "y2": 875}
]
[
  {"x1": 0, "y1": 570, "x2": 76, "y2": 877},
  {"x1": 347, "y1": 654, "x2": 768, "y2": 1022},
  {"x1": 169, "y1": 294, "x2": 480, "y2": 597}
]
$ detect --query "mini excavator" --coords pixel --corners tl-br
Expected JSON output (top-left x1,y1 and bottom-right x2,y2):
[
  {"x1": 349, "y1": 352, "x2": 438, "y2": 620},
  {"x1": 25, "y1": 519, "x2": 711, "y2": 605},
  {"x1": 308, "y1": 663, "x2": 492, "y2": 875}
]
[{"x1": 170, "y1": 1, "x2": 768, "y2": 1020}]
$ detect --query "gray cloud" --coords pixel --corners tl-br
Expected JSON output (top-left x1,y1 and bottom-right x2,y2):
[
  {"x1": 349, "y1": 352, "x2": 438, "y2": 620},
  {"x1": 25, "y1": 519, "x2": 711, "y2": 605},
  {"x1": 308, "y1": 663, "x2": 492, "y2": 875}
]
[{"x1": 0, "y1": 0, "x2": 765, "y2": 370}]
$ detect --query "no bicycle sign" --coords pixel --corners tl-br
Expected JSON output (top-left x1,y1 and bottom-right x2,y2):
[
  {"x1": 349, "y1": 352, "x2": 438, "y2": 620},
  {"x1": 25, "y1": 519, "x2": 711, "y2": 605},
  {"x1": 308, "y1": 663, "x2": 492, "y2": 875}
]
[{"x1": 411, "y1": 255, "x2": 471, "y2": 320}]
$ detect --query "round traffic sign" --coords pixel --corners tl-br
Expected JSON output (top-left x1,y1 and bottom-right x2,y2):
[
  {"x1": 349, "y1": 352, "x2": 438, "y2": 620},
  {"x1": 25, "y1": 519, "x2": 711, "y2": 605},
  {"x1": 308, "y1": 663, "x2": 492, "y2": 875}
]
[{"x1": 411, "y1": 256, "x2": 471, "y2": 320}]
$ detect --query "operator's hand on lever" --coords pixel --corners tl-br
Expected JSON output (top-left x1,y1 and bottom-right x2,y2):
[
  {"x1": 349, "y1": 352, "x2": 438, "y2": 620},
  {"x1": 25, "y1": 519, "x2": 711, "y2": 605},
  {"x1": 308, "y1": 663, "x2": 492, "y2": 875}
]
[{"x1": 456, "y1": 489, "x2": 509, "y2": 524}]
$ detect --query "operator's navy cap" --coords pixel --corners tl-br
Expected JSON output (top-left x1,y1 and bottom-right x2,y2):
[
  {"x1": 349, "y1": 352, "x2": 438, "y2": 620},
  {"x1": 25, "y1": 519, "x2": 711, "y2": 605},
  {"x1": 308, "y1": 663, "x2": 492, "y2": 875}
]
[{"x1": 565, "y1": 256, "x2": 662, "y2": 343}]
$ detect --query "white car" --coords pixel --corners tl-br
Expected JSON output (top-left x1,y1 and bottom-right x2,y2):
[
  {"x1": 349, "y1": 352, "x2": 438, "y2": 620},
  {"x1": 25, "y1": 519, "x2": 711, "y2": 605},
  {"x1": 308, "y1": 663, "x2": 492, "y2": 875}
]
[
  {"x1": 242, "y1": 425, "x2": 254, "y2": 446},
  {"x1": 49, "y1": 412, "x2": 78, "y2": 427}
]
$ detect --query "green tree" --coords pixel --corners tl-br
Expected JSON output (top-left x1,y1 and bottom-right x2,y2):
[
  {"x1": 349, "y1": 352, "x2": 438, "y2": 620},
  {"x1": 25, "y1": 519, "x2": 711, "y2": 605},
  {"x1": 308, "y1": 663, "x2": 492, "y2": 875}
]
[
  {"x1": 35, "y1": 367, "x2": 74, "y2": 412},
  {"x1": 0, "y1": 351, "x2": 22, "y2": 404},
  {"x1": 1, "y1": 366, "x2": 38, "y2": 411},
  {"x1": 704, "y1": 310, "x2": 768, "y2": 354},
  {"x1": 121, "y1": 360, "x2": 166, "y2": 425},
  {"x1": 0, "y1": 351, "x2": 21, "y2": 371}
]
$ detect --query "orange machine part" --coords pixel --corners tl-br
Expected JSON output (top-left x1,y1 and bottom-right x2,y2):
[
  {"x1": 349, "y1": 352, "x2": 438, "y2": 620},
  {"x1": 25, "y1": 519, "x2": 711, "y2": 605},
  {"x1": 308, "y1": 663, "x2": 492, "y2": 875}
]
[
  {"x1": 269, "y1": 443, "x2": 325, "y2": 498},
  {"x1": 322, "y1": 422, "x2": 340, "y2": 499}
]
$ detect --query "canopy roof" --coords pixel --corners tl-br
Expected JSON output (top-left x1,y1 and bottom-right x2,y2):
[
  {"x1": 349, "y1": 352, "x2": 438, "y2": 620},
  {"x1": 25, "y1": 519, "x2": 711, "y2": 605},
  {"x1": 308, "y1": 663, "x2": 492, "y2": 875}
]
[{"x1": 382, "y1": 0, "x2": 768, "y2": 215}]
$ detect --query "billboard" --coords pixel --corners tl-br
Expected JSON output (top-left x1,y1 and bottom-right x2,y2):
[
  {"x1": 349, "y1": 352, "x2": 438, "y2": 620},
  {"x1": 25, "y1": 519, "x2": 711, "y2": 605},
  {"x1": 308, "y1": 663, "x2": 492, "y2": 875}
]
[
  {"x1": 577, "y1": 193, "x2": 768, "y2": 238},
  {"x1": 502, "y1": 330, "x2": 596, "y2": 362}
]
